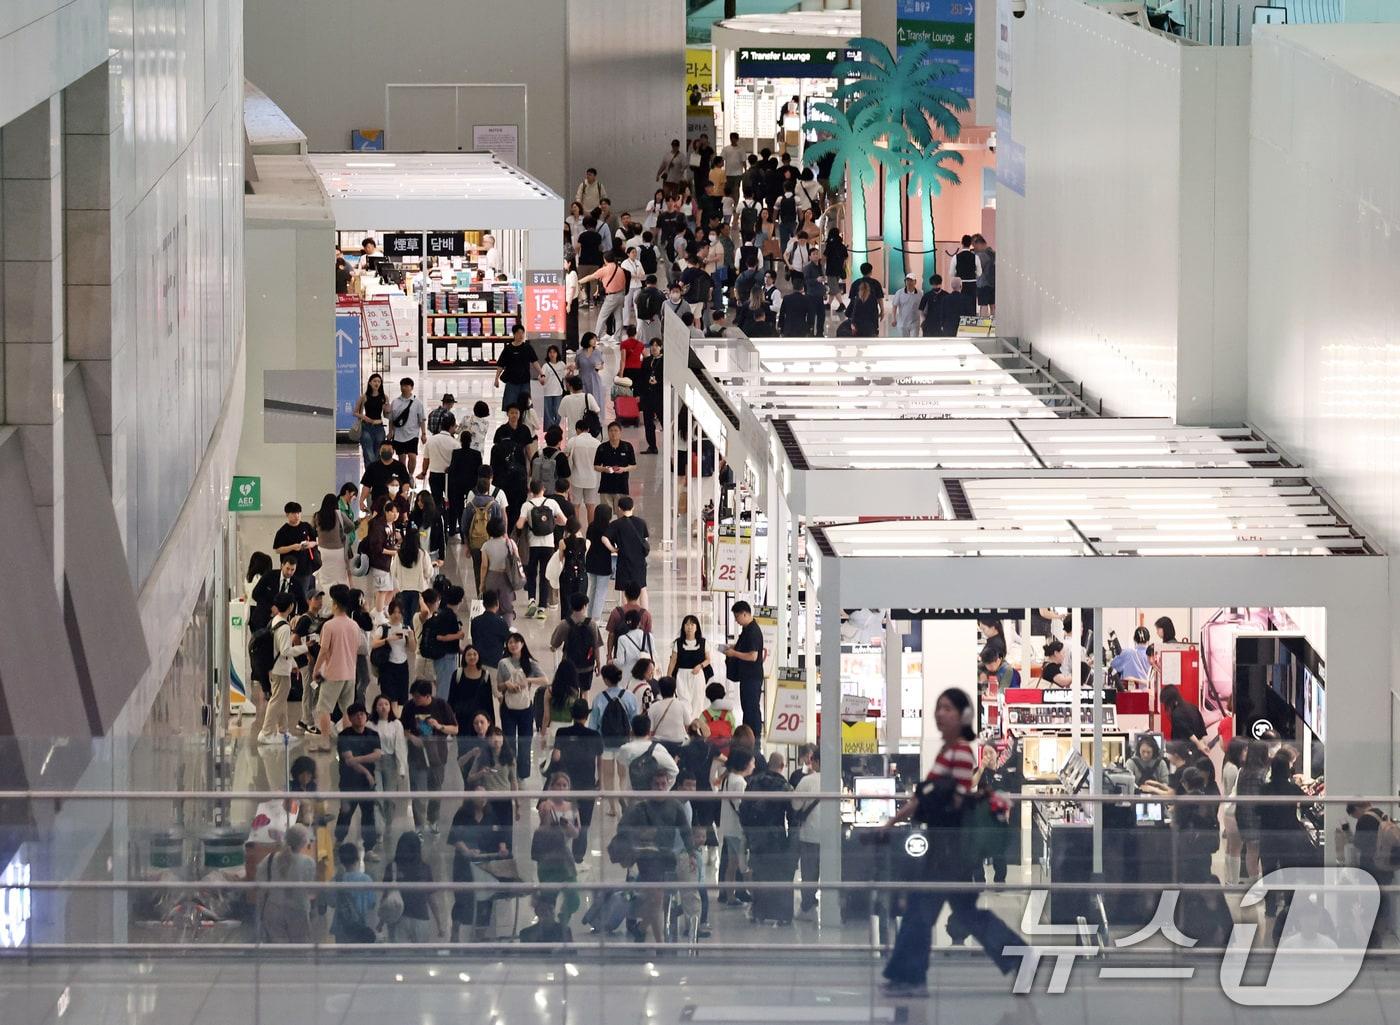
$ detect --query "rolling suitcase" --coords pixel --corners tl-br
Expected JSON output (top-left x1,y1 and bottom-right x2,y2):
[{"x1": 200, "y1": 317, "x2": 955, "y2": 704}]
[{"x1": 614, "y1": 394, "x2": 641, "y2": 426}]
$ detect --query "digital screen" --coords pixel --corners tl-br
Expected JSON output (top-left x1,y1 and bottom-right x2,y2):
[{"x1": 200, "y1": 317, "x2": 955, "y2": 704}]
[
  {"x1": 0, "y1": 849, "x2": 31, "y2": 948},
  {"x1": 1136, "y1": 803, "x2": 1164, "y2": 824},
  {"x1": 853, "y1": 776, "x2": 897, "y2": 827}
]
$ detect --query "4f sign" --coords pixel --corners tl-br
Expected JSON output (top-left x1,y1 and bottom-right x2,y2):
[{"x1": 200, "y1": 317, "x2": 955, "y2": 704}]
[{"x1": 229, "y1": 476, "x2": 261, "y2": 513}]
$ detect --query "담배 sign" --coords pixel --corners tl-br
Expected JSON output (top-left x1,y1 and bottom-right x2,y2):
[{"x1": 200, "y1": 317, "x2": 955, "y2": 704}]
[
  {"x1": 229, "y1": 476, "x2": 261, "y2": 513},
  {"x1": 523, "y1": 269, "x2": 566, "y2": 338},
  {"x1": 361, "y1": 300, "x2": 398, "y2": 348},
  {"x1": 768, "y1": 678, "x2": 807, "y2": 744}
]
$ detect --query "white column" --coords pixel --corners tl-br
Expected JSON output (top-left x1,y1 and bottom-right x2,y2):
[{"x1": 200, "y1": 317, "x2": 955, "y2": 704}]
[
  {"x1": 1090, "y1": 607, "x2": 1104, "y2": 876},
  {"x1": 884, "y1": 614, "x2": 902, "y2": 751},
  {"x1": 662, "y1": 376, "x2": 673, "y2": 547},
  {"x1": 817, "y1": 553, "x2": 843, "y2": 923}
]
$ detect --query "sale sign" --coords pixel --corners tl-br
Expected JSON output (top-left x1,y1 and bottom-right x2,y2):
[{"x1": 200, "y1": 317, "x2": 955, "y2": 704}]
[{"x1": 524, "y1": 269, "x2": 566, "y2": 338}]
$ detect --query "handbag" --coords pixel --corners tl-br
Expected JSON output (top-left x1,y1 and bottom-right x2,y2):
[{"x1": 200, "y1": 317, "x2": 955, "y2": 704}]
[
  {"x1": 505, "y1": 539, "x2": 526, "y2": 591},
  {"x1": 347, "y1": 419, "x2": 362, "y2": 442},
  {"x1": 544, "y1": 548, "x2": 564, "y2": 589},
  {"x1": 378, "y1": 863, "x2": 405, "y2": 928}
]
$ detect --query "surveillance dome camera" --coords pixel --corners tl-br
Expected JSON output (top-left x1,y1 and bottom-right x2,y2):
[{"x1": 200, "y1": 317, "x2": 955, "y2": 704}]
[{"x1": 1012, "y1": 0, "x2": 1027, "y2": 16}]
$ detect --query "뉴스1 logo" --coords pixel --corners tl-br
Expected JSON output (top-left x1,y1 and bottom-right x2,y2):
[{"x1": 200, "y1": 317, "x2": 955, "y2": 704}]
[{"x1": 1005, "y1": 868, "x2": 1379, "y2": 1006}]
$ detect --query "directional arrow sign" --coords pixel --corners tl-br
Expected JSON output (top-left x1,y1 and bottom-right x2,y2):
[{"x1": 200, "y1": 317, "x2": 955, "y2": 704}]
[{"x1": 336, "y1": 329, "x2": 355, "y2": 358}]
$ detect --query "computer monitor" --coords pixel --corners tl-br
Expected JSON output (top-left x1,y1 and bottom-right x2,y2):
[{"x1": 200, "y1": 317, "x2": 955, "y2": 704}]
[
  {"x1": 1135, "y1": 802, "x2": 1164, "y2": 824},
  {"x1": 852, "y1": 776, "x2": 896, "y2": 828}
]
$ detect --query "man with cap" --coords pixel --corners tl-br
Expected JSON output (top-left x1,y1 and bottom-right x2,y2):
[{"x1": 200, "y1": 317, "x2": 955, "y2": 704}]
[
  {"x1": 427, "y1": 393, "x2": 457, "y2": 435},
  {"x1": 890, "y1": 273, "x2": 922, "y2": 338}
]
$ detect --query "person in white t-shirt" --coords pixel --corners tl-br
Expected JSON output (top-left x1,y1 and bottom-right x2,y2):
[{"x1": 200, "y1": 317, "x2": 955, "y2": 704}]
[
  {"x1": 616, "y1": 712, "x2": 679, "y2": 791},
  {"x1": 514, "y1": 481, "x2": 566, "y2": 620},
  {"x1": 418, "y1": 413, "x2": 459, "y2": 509},
  {"x1": 557, "y1": 377, "x2": 600, "y2": 438},
  {"x1": 645, "y1": 676, "x2": 690, "y2": 749},
  {"x1": 717, "y1": 748, "x2": 755, "y2": 903},
  {"x1": 791, "y1": 748, "x2": 826, "y2": 919},
  {"x1": 621, "y1": 246, "x2": 645, "y2": 328},
  {"x1": 565, "y1": 420, "x2": 603, "y2": 522}
]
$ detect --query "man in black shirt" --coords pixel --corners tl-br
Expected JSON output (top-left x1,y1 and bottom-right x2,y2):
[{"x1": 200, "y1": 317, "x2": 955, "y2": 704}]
[
  {"x1": 335, "y1": 703, "x2": 383, "y2": 855},
  {"x1": 272, "y1": 501, "x2": 320, "y2": 600},
  {"x1": 778, "y1": 273, "x2": 814, "y2": 338},
  {"x1": 919, "y1": 274, "x2": 955, "y2": 337},
  {"x1": 359, "y1": 443, "x2": 411, "y2": 512},
  {"x1": 637, "y1": 339, "x2": 664, "y2": 454},
  {"x1": 470, "y1": 590, "x2": 511, "y2": 670},
  {"x1": 605, "y1": 496, "x2": 650, "y2": 606},
  {"x1": 550, "y1": 697, "x2": 604, "y2": 862},
  {"x1": 722, "y1": 600, "x2": 767, "y2": 740},
  {"x1": 594, "y1": 421, "x2": 636, "y2": 507},
  {"x1": 402, "y1": 680, "x2": 459, "y2": 835},
  {"x1": 575, "y1": 217, "x2": 605, "y2": 304},
  {"x1": 493, "y1": 403, "x2": 537, "y2": 466},
  {"x1": 494, "y1": 324, "x2": 540, "y2": 414}
]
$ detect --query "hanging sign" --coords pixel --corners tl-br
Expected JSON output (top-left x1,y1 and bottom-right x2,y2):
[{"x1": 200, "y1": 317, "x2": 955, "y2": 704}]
[
  {"x1": 228, "y1": 476, "x2": 261, "y2": 513},
  {"x1": 362, "y1": 300, "x2": 398, "y2": 348},
  {"x1": 523, "y1": 269, "x2": 566, "y2": 338},
  {"x1": 841, "y1": 721, "x2": 879, "y2": 754},
  {"x1": 710, "y1": 535, "x2": 748, "y2": 593},
  {"x1": 335, "y1": 309, "x2": 362, "y2": 430},
  {"x1": 768, "y1": 679, "x2": 807, "y2": 744},
  {"x1": 426, "y1": 231, "x2": 464, "y2": 257},
  {"x1": 383, "y1": 233, "x2": 423, "y2": 259}
]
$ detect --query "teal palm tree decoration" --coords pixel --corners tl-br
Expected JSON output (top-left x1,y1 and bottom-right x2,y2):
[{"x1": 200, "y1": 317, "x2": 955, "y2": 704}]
[
  {"x1": 831, "y1": 37, "x2": 970, "y2": 284},
  {"x1": 801, "y1": 101, "x2": 888, "y2": 275},
  {"x1": 901, "y1": 141, "x2": 964, "y2": 284}
]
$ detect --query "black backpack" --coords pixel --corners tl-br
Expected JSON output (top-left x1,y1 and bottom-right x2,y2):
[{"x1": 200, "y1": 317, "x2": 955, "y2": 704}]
[
  {"x1": 561, "y1": 536, "x2": 587, "y2": 586},
  {"x1": 639, "y1": 244, "x2": 658, "y2": 276},
  {"x1": 628, "y1": 741, "x2": 664, "y2": 792},
  {"x1": 491, "y1": 439, "x2": 525, "y2": 479},
  {"x1": 528, "y1": 498, "x2": 555, "y2": 538},
  {"x1": 739, "y1": 202, "x2": 759, "y2": 237},
  {"x1": 598, "y1": 691, "x2": 631, "y2": 748},
  {"x1": 418, "y1": 612, "x2": 445, "y2": 660},
  {"x1": 564, "y1": 618, "x2": 596, "y2": 669},
  {"x1": 369, "y1": 624, "x2": 391, "y2": 670},
  {"x1": 636, "y1": 286, "x2": 663, "y2": 322},
  {"x1": 739, "y1": 770, "x2": 792, "y2": 849}
]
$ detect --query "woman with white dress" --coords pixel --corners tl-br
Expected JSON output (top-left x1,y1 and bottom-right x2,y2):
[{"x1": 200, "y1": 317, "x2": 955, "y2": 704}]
[
  {"x1": 666, "y1": 614, "x2": 712, "y2": 722},
  {"x1": 313, "y1": 493, "x2": 351, "y2": 589},
  {"x1": 370, "y1": 694, "x2": 411, "y2": 832}
]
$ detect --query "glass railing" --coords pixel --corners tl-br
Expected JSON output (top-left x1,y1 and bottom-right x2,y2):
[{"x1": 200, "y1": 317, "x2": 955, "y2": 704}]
[{"x1": 0, "y1": 784, "x2": 1394, "y2": 975}]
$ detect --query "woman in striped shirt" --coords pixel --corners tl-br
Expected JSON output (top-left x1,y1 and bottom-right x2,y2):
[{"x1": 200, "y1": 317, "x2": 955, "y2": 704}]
[{"x1": 882, "y1": 688, "x2": 1021, "y2": 998}]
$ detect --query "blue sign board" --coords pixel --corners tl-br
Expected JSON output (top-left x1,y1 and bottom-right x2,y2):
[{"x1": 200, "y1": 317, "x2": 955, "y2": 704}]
[
  {"x1": 896, "y1": 0, "x2": 976, "y2": 101},
  {"x1": 335, "y1": 310, "x2": 362, "y2": 431}
]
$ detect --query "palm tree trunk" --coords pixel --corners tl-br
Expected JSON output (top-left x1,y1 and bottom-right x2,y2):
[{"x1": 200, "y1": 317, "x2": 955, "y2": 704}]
[
  {"x1": 847, "y1": 168, "x2": 868, "y2": 289},
  {"x1": 921, "y1": 190, "x2": 937, "y2": 285},
  {"x1": 880, "y1": 166, "x2": 903, "y2": 286}
]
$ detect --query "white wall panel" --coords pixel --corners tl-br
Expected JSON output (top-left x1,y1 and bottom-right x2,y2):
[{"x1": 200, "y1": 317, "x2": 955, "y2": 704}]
[
  {"x1": 999, "y1": 0, "x2": 1250, "y2": 423},
  {"x1": 565, "y1": 0, "x2": 685, "y2": 212},
  {"x1": 999, "y1": 0, "x2": 1183, "y2": 417},
  {"x1": 244, "y1": 0, "x2": 569, "y2": 194},
  {"x1": 1247, "y1": 25, "x2": 1400, "y2": 739}
]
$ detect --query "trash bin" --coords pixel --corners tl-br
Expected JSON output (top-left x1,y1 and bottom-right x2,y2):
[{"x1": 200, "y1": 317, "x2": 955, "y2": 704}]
[
  {"x1": 201, "y1": 828, "x2": 245, "y2": 872},
  {"x1": 149, "y1": 829, "x2": 185, "y2": 871}
]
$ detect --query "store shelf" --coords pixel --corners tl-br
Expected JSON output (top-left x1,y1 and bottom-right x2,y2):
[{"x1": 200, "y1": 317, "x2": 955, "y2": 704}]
[{"x1": 425, "y1": 335, "x2": 514, "y2": 341}]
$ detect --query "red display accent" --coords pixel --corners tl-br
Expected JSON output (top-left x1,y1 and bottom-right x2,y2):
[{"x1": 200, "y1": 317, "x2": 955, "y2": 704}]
[
  {"x1": 523, "y1": 271, "x2": 566, "y2": 337},
  {"x1": 1003, "y1": 688, "x2": 1044, "y2": 705},
  {"x1": 1115, "y1": 691, "x2": 1151, "y2": 716}
]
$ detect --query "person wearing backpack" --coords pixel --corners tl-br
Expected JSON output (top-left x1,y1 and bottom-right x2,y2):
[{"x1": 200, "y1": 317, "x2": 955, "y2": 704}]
[
  {"x1": 617, "y1": 713, "x2": 679, "y2": 796},
  {"x1": 550, "y1": 592, "x2": 605, "y2": 686},
  {"x1": 530, "y1": 424, "x2": 571, "y2": 502},
  {"x1": 611, "y1": 607, "x2": 653, "y2": 682},
  {"x1": 420, "y1": 584, "x2": 466, "y2": 700},
  {"x1": 635, "y1": 274, "x2": 666, "y2": 344},
  {"x1": 462, "y1": 472, "x2": 507, "y2": 585},
  {"x1": 587, "y1": 664, "x2": 640, "y2": 807},
  {"x1": 744, "y1": 751, "x2": 795, "y2": 925},
  {"x1": 552, "y1": 517, "x2": 589, "y2": 613},
  {"x1": 700, "y1": 681, "x2": 736, "y2": 756},
  {"x1": 514, "y1": 481, "x2": 566, "y2": 620}
]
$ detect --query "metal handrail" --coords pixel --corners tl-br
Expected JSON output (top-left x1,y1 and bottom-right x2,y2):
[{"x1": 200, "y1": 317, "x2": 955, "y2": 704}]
[{"x1": 0, "y1": 788, "x2": 1364, "y2": 804}]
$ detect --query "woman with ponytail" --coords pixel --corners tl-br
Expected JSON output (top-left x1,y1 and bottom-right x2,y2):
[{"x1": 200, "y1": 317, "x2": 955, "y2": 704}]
[{"x1": 881, "y1": 687, "x2": 1021, "y2": 997}]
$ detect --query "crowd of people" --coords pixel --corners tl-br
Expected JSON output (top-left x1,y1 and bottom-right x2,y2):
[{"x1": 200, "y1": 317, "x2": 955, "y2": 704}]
[{"x1": 559, "y1": 140, "x2": 994, "y2": 347}]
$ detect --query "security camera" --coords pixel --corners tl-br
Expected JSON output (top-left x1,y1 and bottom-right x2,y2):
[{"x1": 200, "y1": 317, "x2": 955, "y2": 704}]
[{"x1": 1012, "y1": 0, "x2": 1026, "y2": 17}]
